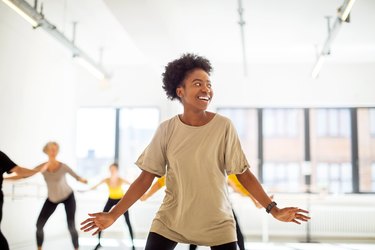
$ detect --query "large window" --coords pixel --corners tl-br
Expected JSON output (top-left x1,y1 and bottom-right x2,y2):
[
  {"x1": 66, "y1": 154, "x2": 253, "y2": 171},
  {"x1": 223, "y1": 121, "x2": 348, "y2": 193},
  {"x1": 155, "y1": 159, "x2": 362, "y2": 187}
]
[
  {"x1": 218, "y1": 107, "x2": 360, "y2": 194},
  {"x1": 76, "y1": 108, "x2": 116, "y2": 177},
  {"x1": 119, "y1": 108, "x2": 160, "y2": 178},
  {"x1": 76, "y1": 107, "x2": 374, "y2": 194},
  {"x1": 76, "y1": 107, "x2": 160, "y2": 179}
]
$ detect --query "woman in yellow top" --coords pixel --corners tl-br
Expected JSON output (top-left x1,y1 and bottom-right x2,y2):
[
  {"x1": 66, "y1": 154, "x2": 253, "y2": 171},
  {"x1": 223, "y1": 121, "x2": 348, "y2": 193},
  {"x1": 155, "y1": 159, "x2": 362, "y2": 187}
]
[{"x1": 87, "y1": 163, "x2": 134, "y2": 250}]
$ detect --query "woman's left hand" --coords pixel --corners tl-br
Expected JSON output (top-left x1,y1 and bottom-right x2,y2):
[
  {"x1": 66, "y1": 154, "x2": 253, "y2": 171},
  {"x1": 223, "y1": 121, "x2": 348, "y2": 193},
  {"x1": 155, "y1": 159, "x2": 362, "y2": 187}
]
[{"x1": 271, "y1": 207, "x2": 310, "y2": 224}]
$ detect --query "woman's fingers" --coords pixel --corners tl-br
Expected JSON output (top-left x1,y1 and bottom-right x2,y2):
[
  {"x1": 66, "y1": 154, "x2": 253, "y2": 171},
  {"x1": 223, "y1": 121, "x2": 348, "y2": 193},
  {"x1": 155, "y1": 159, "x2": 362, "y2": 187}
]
[
  {"x1": 297, "y1": 208, "x2": 309, "y2": 214},
  {"x1": 80, "y1": 221, "x2": 97, "y2": 231},
  {"x1": 292, "y1": 219, "x2": 301, "y2": 224},
  {"x1": 80, "y1": 218, "x2": 94, "y2": 226},
  {"x1": 92, "y1": 228, "x2": 101, "y2": 236},
  {"x1": 84, "y1": 224, "x2": 99, "y2": 233}
]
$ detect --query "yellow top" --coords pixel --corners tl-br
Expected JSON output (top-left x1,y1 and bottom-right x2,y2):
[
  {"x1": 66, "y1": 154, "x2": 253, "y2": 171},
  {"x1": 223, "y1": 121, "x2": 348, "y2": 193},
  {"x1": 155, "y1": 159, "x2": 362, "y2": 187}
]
[
  {"x1": 106, "y1": 181, "x2": 124, "y2": 199},
  {"x1": 227, "y1": 174, "x2": 250, "y2": 196},
  {"x1": 157, "y1": 175, "x2": 166, "y2": 187}
]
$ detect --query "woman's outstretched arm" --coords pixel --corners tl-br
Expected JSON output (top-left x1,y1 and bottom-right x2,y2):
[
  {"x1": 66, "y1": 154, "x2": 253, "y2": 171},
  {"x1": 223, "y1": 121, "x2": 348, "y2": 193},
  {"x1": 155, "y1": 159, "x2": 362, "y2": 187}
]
[
  {"x1": 236, "y1": 169, "x2": 310, "y2": 224},
  {"x1": 81, "y1": 170, "x2": 156, "y2": 235}
]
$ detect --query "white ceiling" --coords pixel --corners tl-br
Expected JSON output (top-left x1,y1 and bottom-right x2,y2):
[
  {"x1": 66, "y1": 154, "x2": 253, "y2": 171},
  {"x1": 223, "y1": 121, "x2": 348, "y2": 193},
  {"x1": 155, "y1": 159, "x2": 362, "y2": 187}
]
[
  {"x1": 103, "y1": 0, "x2": 375, "y2": 65},
  {"x1": 31, "y1": 0, "x2": 375, "y2": 69}
]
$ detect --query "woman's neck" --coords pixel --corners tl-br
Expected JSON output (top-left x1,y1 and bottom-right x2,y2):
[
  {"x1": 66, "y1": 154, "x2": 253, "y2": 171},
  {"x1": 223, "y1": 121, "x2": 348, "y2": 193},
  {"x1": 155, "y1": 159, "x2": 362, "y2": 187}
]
[
  {"x1": 180, "y1": 110, "x2": 213, "y2": 126},
  {"x1": 48, "y1": 157, "x2": 57, "y2": 164},
  {"x1": 110, "y1": 174, "x2": 119, "y2": 181}
]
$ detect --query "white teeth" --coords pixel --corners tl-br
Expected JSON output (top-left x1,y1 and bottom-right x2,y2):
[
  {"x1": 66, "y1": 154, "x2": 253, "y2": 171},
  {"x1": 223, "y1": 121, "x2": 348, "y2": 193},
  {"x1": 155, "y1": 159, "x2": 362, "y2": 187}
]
[{"x1": 198, "y1": 96, "x2": 210, "y2": 101}]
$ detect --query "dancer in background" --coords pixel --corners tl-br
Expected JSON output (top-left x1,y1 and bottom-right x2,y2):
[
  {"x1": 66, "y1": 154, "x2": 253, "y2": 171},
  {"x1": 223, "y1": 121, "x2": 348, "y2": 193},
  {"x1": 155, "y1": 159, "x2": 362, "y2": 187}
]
[
  {"x1": 34, "y1": 142, "x2": 87, "y2": 250},
  {"x1": 0, "y1": 151, "x2": 46, "y2": 250},
  {"x1": 83, "y1": 163, "x2": 135, "y2": 250},
  {"x1": 81, "y1": 54, "x2": 310, "y2": 250}
]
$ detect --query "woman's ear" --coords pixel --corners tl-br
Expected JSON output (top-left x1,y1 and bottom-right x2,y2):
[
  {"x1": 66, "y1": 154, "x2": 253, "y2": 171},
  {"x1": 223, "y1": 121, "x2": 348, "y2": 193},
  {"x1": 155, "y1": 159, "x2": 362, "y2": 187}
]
[{"x1": 176, "y1": 87, "x2": 183, "y2": 98}]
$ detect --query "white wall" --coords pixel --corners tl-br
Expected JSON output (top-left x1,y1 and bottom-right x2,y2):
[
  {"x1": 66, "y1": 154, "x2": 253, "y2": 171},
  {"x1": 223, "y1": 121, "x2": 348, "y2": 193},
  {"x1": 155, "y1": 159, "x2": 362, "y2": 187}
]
[
  {"x1": 211, "y1": 62, "x2": 375, "y2": 108},
  {"x1": 0, "y1": 4, "x2": 98, "y2": 166}
]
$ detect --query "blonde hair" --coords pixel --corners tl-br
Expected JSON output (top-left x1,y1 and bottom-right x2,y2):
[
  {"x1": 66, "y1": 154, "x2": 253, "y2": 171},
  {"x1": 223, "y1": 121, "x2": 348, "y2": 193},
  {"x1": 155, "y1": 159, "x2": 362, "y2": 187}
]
[{"x1": 43, "y1": 141, "x2": 60, "y2": 154}]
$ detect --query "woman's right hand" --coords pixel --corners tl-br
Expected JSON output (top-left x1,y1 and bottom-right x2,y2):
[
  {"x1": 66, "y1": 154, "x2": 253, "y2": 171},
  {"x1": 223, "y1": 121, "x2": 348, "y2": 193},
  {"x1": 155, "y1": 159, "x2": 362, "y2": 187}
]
[{"x1": 80, "y1": 212, "x2": 116, "y2": 235}]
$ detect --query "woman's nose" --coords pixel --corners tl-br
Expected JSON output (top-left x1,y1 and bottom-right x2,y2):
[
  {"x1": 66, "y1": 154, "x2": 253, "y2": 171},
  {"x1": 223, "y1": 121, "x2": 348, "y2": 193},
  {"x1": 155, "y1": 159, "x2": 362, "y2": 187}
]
[{"x1": 202, "y1": 84, "x2": 211, "y2": 93}]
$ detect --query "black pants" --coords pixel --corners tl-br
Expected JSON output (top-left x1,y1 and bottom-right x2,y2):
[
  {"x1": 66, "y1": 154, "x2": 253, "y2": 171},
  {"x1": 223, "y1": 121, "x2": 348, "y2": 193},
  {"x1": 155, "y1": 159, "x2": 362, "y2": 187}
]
[
  {"x1": 189, "y1": 210, "x2": 245, "y2": 250},
  {"x1": 0, "y1": 195, "x2": 9, "y2": 250},
  {"x1": 36, "y1": 192, "x2": 78, "y2": 248},
  {"x1": 145, "y1": 232, "x2": 237, "y2": 250},
  {"x1": 98, "y1": 198, "x2": 134, "y2": 245}
]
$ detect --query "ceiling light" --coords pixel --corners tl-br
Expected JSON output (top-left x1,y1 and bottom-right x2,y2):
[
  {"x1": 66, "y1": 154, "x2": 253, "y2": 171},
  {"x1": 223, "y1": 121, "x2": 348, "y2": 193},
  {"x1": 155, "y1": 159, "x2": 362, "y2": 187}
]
[
  {"x1": 2, "y1": 0, "x2": 110, "y2": 80},
  {"x1": 339, "y1": 0, "x2": 356, "y2": 22},
  {"x1": 2, "y1": 0, "x2": 39, "y2": 27}
]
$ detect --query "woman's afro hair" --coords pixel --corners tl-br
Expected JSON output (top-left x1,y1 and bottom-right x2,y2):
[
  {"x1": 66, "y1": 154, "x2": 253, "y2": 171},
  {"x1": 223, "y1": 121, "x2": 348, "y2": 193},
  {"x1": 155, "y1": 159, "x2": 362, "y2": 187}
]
[{"x1": 162, "y1": 53, "x2": 212, "y2": 101}]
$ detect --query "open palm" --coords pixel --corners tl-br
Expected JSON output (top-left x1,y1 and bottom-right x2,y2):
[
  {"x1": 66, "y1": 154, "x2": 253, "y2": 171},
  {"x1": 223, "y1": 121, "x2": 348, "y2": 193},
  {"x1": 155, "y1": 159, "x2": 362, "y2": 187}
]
[
  {"x1": 80, "y1": 212, "x2": 116, "y2": 235},
  {"x1": 273, "y1": 207, "x2": 310, "y2": 224}
]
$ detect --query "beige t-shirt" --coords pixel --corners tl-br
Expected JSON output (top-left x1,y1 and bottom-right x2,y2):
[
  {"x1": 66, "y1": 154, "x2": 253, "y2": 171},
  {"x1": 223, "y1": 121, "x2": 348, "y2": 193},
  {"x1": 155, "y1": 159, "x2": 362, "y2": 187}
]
[{"x1": 136, "y1": 114, "x2": 249, "y2": 246}]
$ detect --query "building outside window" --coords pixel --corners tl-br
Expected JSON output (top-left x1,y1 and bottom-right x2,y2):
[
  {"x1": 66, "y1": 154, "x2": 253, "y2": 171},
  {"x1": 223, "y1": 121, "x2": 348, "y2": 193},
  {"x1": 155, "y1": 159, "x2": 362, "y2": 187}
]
[{"x1": 316, "y1": 109, "x2": 350, "y2": 137}]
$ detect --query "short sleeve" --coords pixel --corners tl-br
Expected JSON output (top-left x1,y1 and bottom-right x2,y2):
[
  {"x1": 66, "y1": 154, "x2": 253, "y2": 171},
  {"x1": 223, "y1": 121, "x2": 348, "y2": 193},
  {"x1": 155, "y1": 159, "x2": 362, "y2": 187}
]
[
  {"x1": 224, "y1": 120, "x2": 250, "y2": 175},
  {"x1": 0, "y1": 151, "x2": 18, "y2": 174},
  {"x1": 135, "y1": 123, "x2": 168, "y2": 177}
]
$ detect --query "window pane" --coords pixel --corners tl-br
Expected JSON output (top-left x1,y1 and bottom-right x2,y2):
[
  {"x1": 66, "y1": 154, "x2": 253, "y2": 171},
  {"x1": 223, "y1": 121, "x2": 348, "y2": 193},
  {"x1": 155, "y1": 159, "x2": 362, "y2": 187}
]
[
  {"x1": 263, "y1": 109, "x2": 275, "y2": 137},
  {"x1": 358, "y1": 108, "x2": 375, "y2": 192},
  {"x1": 119, "y1": 107, "x2": 160, "y2": 179},
  {"x1": 316, "y1": 109, "x2": 327, "y2": 136},
  {"x1": 263, "y1": 109, "x2": 303, "y2": 192},
  {"x1": 311, "y1": 108, "x2": 352, "y2": 194},
  {"x1": 339, "y1": 110, "x2": 350, "y2": 137},
  {"x1": 76, "y1": 108, "x2": 116, "y2": 177}
]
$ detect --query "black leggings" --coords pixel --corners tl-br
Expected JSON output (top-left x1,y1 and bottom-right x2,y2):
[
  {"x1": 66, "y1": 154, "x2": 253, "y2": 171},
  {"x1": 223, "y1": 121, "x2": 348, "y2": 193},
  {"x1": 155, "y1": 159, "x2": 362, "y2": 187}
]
[
  {"x1": 145, "y1": 232, "x2": 237, "y2": 250},
  {"x1": 36, "y1": 192, "x2": 78, "y2": 248},
  {"x1": 98, "y1": 198, "x2": 134, "y2": 244},
  {"x1": 0, "y1": 196, "x2": 9, "y2": 250},
  {"x1": 189, "y1": 210, "x2": 245, "y2": 250}
]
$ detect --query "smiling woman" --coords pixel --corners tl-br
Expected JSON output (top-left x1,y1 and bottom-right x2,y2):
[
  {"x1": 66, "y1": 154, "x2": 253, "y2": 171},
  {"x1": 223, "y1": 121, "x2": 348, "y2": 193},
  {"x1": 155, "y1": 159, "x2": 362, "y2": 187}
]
[{"x1": 80, "y1": 53, "x2": 310, "y2": 250}]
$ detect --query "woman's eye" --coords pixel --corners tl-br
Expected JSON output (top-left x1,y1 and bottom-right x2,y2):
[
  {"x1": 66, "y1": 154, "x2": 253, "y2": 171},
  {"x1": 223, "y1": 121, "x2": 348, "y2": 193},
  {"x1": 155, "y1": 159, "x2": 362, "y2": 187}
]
[{"x1": 195, "y1": 82, "x2": 201, "y2": 86}]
